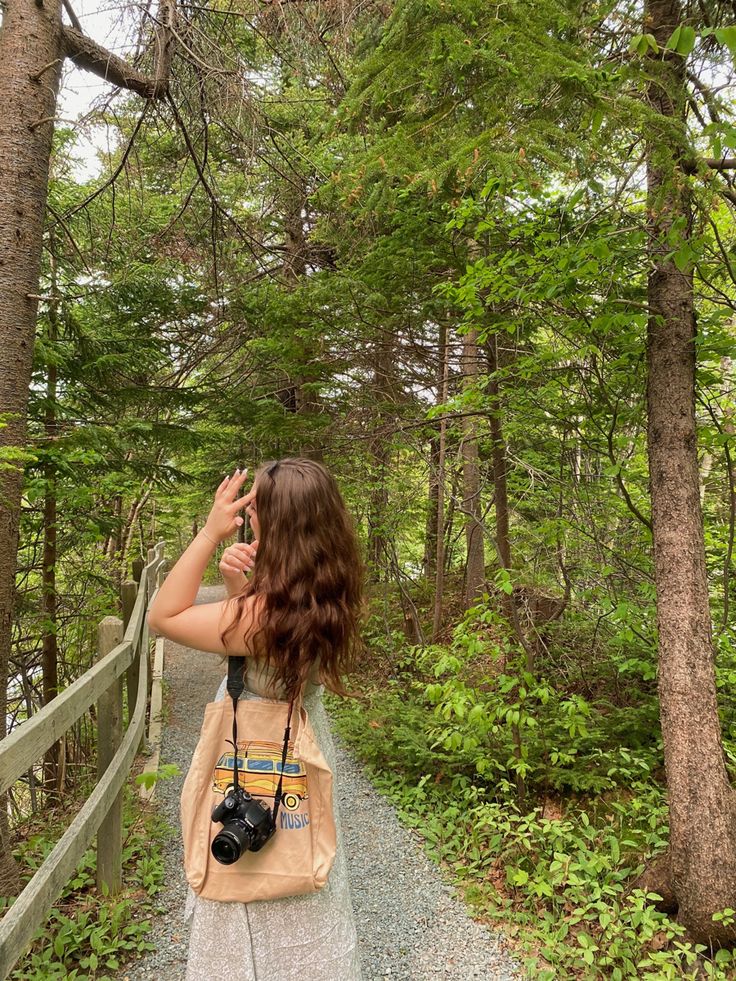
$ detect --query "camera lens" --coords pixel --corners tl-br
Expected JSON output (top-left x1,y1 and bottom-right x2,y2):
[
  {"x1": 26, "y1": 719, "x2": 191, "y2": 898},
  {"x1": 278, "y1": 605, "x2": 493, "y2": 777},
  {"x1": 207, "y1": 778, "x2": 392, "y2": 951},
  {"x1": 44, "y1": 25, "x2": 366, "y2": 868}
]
[{"x1": 212, "y1": 822, "x2": 253, "y2": 864}]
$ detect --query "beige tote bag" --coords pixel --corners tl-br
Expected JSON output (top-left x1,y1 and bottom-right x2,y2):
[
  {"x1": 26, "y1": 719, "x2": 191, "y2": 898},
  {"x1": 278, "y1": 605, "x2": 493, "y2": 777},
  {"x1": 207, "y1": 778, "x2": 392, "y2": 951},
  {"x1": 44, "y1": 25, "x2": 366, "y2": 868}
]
[{"x1": 180, "y1": 683, "x2": 337, "y2": 902}]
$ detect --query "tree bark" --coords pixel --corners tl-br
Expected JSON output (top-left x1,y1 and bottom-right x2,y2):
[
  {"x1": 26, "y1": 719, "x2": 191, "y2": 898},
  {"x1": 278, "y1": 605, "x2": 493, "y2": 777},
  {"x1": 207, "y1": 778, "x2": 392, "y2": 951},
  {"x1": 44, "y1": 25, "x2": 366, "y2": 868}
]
[
  {"x1": 484, "y1": 332, "x2": 522, "y2": 664},
  {"x1": 484, "y1": 334, "x2": 511, "y2": 570},
  {"x1": 719, "y1": 357, "x2": 735, "y2": 632},
  {"x1": 643, "y1": 0, "x2": 736, "y2": 944},
  {"x1": 62, "y1": 26, "x2": 170, "y2": 98},
  {"x1": 0, "y1": 0, "x2": 174, "y2": 895},
  {"x1": 483, "y1": 333, "x2": 537, "y2": 679},
  {"x1": 460, "y1": 326, "x2": 485, "y2": 607},
  {"x1": 0, "y1": 0, "x2": 65, "y2": 897},
  {"x1": 432, "y1": 323, "x2": 450, "y2": 641},
  {"x1": 366, "y1": 332, "x2": 394, "y2": 582},
  {"x1": 42, "y1": 235, "x2": 60, "y2": 796},
  {"x1": 121, "y1": 483, "x2": 152, "y2": 571},
  {"x1": 423, "y1": 435, "x2": 440, "y2": 580}
]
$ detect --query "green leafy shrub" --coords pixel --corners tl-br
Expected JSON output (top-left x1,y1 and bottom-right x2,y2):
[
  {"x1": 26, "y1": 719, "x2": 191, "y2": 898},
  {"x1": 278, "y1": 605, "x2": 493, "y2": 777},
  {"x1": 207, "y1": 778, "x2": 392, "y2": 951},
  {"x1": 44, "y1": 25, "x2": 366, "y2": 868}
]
[
  {"x1": 327, "y1": 604, "x2": 736, "y2": 979},
  {"x1": 1, "y1": 783, "x2": 173, "y2": 981}
]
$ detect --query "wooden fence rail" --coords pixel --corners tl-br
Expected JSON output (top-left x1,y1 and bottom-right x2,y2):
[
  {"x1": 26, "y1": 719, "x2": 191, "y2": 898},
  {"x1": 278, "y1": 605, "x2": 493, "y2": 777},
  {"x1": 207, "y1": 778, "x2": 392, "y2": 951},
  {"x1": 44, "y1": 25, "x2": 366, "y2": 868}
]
[{"x1": 0, "y1": 541, "x2": 166, "y2": 980}]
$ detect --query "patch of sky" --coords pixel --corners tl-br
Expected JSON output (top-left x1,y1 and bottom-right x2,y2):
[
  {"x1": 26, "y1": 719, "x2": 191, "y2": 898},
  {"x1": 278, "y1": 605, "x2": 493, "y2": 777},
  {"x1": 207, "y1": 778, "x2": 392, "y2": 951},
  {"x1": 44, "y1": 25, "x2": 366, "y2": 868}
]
[{"x1": 58, "y1": 1, "x2": 141, "y2": 180}]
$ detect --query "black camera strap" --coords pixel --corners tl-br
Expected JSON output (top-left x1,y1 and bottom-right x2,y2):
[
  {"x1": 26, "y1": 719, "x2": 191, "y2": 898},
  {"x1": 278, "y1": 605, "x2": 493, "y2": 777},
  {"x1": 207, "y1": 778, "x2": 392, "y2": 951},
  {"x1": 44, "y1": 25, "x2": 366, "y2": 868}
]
[
  {"x1": 272, "y1": 700, "x2": 294, "y2": 825},
  {"x1": 226, "y1": 656, "x2": 297, "y2": 827}
]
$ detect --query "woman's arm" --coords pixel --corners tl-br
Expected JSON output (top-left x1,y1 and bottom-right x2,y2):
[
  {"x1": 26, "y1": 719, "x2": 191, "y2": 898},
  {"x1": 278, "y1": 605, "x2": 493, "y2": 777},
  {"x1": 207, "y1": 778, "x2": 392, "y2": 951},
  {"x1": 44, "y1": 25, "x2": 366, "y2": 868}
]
[
  {"x1": 148, "y1": 529, "x2": 217, "y2": 626},
  {"x1": 147, "y1": 589, "x2": 260, "y2": 655},
  {"x1": 147, "y1": 531, "x2": 232, "y2": 652},
  {"x1": 147, "y1": 469, "x2": 256, "y2": 653}
]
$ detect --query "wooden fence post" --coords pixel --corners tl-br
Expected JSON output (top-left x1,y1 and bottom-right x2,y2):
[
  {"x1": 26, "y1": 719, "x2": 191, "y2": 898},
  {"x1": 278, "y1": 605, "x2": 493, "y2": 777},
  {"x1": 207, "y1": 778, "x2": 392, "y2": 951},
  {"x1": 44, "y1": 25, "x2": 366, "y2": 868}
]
[
  {"x1": 132, "y1": 556, "x2": 144, "y2": 585},
  {"x1": 121, "y1": 580, "x2": 139, "y2": 729},
  {"x1": 121, "y1": 580, "x2": 137, "y2": 631},
  {"x1": 96, "y1": 616, "x2": 123, "y2": 895},
  {"x1": 146, "y1": 548, "x2": 157, "y2": 603},
  {"x1": 144, "y1": 548, "x2": 157, "y2": 708},
  {"x1": 157, "y1": 558, "x2": 170, "y2": 588}
]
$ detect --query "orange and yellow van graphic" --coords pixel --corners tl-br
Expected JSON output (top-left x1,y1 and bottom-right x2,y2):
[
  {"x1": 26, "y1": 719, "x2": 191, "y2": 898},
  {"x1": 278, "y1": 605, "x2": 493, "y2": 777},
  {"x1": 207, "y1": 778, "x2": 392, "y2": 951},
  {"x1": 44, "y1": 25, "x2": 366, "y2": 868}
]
[{"x1": 212, "y1": 739, "x2": 308, "y2": 812}]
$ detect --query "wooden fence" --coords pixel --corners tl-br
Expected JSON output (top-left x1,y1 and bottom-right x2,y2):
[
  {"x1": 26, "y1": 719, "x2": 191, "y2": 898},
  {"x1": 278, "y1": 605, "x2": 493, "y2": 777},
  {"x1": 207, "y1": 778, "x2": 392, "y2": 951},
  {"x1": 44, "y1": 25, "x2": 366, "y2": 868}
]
[{"x1": 0, "y1": 542, "x2": 166, "y2": 979}]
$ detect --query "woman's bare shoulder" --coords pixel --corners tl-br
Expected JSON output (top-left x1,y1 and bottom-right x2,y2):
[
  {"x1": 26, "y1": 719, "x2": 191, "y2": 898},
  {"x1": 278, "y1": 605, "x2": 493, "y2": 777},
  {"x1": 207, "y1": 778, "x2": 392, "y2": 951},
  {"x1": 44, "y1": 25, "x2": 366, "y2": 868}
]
[{"x1": 222, "y1": 592, "x2": 267, "y2": 656}]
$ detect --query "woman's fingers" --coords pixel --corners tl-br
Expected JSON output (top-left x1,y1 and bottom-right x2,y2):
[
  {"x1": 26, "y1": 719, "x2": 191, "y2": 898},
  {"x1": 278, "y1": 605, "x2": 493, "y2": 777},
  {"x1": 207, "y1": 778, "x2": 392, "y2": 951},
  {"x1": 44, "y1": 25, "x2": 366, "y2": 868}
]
[
  {"x1": 216, "y1": 468, "x2": 249, "y2": 502},
  {"x1": 228, "y1": 468, "x2": 249, "y2": 500},
  {"x1": 221, "y1": 542, "x2": 257, "y2": 573},
  {"x1": 225, "y1": 543, "x2": 254, "y2": 557},
  {"x1": 221, "y1": 561, "x2": 248, "y2": 574},
  {"x1": 225, "y1": 475, "x2": 253, "y2": 514},
  {"x1": 215, "y1": 474, "x2": 231, "y2": 498},
  {"x1": 220, "y1": 562, "x2": 243, "y2": 575}
]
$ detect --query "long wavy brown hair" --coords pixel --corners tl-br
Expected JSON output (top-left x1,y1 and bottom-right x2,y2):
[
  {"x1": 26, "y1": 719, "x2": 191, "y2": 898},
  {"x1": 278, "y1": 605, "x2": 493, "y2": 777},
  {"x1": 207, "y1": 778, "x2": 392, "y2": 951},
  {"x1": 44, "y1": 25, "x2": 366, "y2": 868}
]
[{"x1": 219, "y1": 457, "x2": 366, "y2": 701}]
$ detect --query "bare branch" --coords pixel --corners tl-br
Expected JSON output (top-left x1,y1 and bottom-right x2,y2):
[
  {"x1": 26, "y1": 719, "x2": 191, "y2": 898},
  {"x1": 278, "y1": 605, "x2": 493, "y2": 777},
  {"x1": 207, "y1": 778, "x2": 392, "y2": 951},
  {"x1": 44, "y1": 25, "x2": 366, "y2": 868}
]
[
  {"x1": 704, "y1": 158, "x2": 736, "y2": 171},
  {"x1": 62, "y1": 27, "x2": 163, "y2": 98},
  {"x1": 153, "y1": 0, "x2": 177, "y2": 95},
  {"x1": 684, "y1": 157, "x2": 736, "y2": 174},
  {"x1": 61, "y1": 0, "x2": 82, "y2": 33},
  {"x1": 61, "y1": 0, "x2": 176, "y2": 99}
]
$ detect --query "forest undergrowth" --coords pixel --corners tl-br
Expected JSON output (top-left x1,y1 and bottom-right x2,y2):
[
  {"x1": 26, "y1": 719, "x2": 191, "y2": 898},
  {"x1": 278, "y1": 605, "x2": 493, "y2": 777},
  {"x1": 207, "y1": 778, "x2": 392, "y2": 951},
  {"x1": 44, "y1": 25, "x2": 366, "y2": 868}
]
[
  {"x1": 327, "y1": 578, "x2": 736, "y2": 980},
  {"x1": 1, "y1": 772, "x2": 171, "y2": 981}
]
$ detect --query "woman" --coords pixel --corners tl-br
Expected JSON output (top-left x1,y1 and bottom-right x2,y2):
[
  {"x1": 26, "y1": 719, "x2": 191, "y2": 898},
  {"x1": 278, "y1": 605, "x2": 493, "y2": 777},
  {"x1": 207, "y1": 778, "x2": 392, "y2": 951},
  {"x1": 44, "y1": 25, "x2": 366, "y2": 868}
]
[{"x1": 147, "y1": 458, "x2": 365, "y2": 980}]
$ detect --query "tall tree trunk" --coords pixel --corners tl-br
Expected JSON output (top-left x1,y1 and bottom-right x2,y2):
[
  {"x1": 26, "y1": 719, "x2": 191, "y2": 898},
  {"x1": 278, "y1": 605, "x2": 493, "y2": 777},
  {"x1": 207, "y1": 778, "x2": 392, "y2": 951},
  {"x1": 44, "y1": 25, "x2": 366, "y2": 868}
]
[
  {"x1": 366, "y1": 332, "x2": 394, "y2": 582},
  {"x1": 0, "y1": 0, "x2": 65, "y2": 898},
  {"x1": 366, "y1": 441, "x2": 390, "y2": 581},
  {"x1": 460, "y1": 326, "x2": 485, "y2": 607},
  {"x1": 423, "y1": 436, "x2": 440, "y2": 580},
  {"x1": 484, "y1": 334, "x2": 511, "y2": 570},
  {"x1": 484, "y1": 332, "x2": 520, "y2": 657},
  {"x1": 483, "y1": 332, "x2": 534, "y2": 697},
  {"x1": 121, "y1": 483, "x2": 152, "y2": 571},
  {"x1": 42, "y1": 236, "x2": 60, "y2": 796},
  {"x1": 105, "y1": 494, "x2": 124, "y2": 559},
  {"x1": 643, "y1": 0, "x2": 736, "y2": 944},
  {"x1": 718, "y1": 357, "x2": 735, "y2": 632},
  {"x1": 432, "y1": 323, "x2": 450, "y2": 641},
  {"x1": 0, "y1": 1, "x2": 173, "y2": 896}
]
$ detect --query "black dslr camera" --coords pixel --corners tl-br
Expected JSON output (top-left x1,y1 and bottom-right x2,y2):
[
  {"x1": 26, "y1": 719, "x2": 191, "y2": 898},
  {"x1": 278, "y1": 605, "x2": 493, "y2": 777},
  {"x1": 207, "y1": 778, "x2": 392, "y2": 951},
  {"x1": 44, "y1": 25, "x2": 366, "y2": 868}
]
[{"x1": 211, "y1": 787, "x2": 277, "y2": 864}]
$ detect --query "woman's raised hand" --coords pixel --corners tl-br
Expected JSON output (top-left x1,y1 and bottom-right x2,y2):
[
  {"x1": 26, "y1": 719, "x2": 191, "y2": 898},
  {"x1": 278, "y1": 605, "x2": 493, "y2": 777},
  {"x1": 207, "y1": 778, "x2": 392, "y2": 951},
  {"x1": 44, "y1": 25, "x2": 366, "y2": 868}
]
[
  {"x1": 219, "y1": 541, "x2": 259, "y2": 578},
  {"x1": 203, "y1": 468, "x2": 251, "y2": 544}
]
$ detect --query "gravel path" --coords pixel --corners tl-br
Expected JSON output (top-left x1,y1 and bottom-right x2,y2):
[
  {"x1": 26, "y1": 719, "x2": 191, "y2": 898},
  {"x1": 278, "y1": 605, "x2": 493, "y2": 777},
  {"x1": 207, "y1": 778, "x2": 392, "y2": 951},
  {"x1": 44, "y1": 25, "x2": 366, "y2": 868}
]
[{"x1": 118, "y1": 586, "x2": 521, "y2": 981}]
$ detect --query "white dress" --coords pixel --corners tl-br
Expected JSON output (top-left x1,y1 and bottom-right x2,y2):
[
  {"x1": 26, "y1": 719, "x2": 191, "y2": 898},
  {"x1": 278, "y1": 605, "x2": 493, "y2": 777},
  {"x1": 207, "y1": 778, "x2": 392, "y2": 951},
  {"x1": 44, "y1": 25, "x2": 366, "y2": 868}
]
[{"x1": 183, "y1": 659, "x2": 363, "y2": 981}]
